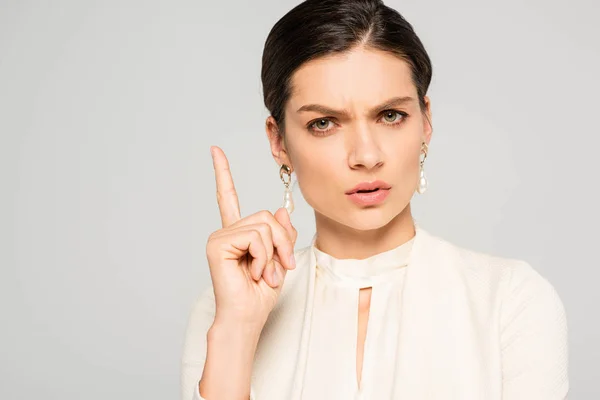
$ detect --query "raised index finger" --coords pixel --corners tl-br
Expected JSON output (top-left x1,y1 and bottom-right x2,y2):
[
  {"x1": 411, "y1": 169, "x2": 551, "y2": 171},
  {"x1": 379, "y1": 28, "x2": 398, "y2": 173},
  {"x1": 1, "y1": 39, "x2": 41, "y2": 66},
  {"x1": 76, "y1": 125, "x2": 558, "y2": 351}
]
[{"x1": 210, "y1": 146, "x2": 241, "y2": 227}]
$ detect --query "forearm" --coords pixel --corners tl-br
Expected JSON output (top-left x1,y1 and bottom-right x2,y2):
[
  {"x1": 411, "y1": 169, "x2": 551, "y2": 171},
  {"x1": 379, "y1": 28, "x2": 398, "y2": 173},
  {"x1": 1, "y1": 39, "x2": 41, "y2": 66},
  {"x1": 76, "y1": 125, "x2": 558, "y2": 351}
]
[{"x1": 198, "y1": 321, "x2": 262, "y2": 400}]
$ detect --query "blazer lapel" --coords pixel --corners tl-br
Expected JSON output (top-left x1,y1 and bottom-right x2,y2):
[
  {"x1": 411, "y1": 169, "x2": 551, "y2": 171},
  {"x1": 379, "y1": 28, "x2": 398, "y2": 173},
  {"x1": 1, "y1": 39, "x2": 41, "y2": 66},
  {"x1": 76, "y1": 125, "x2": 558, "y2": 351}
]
[{"x1": 392, "y1": 225, "x2": 493, "y2": 399}]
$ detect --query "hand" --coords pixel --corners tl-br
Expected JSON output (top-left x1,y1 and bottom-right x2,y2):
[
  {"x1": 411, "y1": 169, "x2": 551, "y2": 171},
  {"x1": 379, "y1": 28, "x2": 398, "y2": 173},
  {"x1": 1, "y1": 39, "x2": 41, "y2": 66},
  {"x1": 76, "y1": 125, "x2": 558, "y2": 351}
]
[{"x1": 205, "y1": 146, "x2": 298, "y2": 331}]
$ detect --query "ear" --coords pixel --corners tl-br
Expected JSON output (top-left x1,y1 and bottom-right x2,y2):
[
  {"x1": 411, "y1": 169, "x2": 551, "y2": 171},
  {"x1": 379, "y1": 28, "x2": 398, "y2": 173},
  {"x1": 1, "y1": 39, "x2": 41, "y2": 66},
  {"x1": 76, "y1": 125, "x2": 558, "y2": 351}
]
[
  {"x1": 421, "y1": 95, "x2": 433, "y2": 146},
  {"x1": 265, "y1": 116, "x2": 293, "y2": 170}
]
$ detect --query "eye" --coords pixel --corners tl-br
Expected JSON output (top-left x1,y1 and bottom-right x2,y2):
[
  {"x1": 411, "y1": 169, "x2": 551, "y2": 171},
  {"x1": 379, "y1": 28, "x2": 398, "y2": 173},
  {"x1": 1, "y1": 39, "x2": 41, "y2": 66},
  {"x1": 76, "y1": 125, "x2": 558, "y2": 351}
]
[
  {"x1": 307, "y1": 118, "x2": 335, "y2": 135},
  {"x1": 381, "y1": 110, "x2": 406, "y2": 124},
  {"x1": 314, "y1": 119, "x2": 331, "y2": 130}
]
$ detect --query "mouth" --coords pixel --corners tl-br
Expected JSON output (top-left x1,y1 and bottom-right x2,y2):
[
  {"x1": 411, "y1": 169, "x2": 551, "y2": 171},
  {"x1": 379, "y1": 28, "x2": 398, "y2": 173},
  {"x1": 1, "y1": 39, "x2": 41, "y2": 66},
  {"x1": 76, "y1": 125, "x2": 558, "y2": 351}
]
[
  {"x1": 345, "y1": 180, "x2": 392, "y2": 195},
  {"x1": 355, "y1": 188, "x2": 384, "y2": 193},
  {"x1": 345, "y1": 186, "x2": 391, "y2": 206}
]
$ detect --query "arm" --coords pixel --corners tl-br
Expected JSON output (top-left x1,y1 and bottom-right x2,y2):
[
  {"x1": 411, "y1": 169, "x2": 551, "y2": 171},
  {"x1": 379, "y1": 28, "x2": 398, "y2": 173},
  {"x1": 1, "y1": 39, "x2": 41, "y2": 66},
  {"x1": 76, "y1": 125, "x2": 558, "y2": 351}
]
[
  {"x1": 500, "y1": 261, "x2": 569, "y2": 399},
  {"x1": 181, "y1": 287, "x2": 259, "y2": 400},
  {"x1": 198, "y1": 321, "x2": 261, "y2": 400}
]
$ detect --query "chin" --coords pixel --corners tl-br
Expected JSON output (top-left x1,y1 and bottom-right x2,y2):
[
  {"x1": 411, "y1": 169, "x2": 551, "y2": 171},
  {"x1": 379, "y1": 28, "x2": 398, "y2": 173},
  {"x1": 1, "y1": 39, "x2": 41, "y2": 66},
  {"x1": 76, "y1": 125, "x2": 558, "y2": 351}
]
[{"x1": 337, "y1": 207, "x2": 398, "y2": 231}]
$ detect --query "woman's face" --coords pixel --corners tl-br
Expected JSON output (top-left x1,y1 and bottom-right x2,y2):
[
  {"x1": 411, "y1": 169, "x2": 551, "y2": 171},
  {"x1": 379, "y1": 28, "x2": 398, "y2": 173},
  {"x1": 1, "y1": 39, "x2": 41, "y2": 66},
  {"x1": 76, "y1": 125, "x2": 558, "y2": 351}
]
[{"x1": 267, "y1": 46, "x2": 432, "y2": 231}]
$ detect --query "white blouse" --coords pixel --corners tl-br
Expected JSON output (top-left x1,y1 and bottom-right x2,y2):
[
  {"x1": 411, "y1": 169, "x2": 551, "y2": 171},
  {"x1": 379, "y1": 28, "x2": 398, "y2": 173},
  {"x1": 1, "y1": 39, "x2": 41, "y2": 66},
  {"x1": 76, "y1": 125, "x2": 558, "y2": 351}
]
[
  {"x1": 303, "y1": 236, "x2": 414, "y2": 399},
  {"x1": 184, "y1": 225, "x2": 569, "y2": 400}
]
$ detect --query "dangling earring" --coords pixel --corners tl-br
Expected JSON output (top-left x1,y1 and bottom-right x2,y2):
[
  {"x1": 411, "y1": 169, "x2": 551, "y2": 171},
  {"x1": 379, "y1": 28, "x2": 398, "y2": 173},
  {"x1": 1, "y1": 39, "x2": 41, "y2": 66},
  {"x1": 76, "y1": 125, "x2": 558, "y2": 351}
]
[
  {"x1": 417, "y1": 142, "x2": 429, "y2": 194},
  {"x1": 280, "y1": 164, "x2": 294, "y2": 214}
]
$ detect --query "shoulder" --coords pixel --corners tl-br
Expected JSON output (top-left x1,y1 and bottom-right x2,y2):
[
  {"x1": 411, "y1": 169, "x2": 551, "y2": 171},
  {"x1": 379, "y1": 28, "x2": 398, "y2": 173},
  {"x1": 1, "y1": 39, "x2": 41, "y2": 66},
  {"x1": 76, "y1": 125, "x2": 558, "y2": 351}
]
[
  {"x1": 426, "y1": 229, "x2": 559, "y2": 291},
  {"x1": 425, "y1": 229, "x2": 567, "y2": 330},
  {"x1": 498, "y1": 257, "x2": 568, "y2": 338}
]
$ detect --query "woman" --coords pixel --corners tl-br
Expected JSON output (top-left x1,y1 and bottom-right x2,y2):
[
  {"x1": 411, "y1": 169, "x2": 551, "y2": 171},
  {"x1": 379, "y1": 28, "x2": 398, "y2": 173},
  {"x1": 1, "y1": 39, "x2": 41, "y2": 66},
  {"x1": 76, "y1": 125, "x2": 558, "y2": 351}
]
[{"x1": 182, "y1": 0, "x2": 569, "y2": 399}]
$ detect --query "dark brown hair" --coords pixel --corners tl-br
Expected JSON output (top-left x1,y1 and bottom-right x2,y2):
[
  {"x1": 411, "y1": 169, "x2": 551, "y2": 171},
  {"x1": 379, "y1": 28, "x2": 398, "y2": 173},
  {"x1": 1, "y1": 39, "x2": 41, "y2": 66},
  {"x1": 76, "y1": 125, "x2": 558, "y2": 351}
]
[{"x1": 261, "y1": 0, "x2": 433, "y2": 136}]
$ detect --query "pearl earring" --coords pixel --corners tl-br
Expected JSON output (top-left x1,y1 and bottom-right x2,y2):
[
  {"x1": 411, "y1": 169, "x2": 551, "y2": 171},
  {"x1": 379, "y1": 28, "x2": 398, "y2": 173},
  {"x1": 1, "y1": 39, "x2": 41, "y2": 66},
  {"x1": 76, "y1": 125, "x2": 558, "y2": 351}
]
[
  {"x1": 280, "y1": 164, "x2": 294, "y2": 214},
  {"x1": 417, "y1": 142, "x2": 428, "y2": 194}
]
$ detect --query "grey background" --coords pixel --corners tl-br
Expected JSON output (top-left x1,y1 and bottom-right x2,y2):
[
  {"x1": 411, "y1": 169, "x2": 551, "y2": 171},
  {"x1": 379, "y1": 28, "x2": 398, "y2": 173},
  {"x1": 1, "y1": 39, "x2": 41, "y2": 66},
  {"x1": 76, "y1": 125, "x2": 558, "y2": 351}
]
[{"x1": 1, "y1": 0, "x2": 598, "y2": 398}]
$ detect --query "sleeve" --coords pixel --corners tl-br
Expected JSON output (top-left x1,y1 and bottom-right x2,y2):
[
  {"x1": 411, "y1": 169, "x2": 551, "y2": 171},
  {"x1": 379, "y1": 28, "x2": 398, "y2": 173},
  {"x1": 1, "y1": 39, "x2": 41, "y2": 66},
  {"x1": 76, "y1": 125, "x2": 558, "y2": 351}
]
[
  {"x1": 191, "y1": 384, "x2": 256, "y2": 400},
  {"x1": 500, "y1": 261, "x2": 569, "y2": 399},
  {"x1": 181, "y1": 285, "x2": 257, "y2": 400},
  {"x1": 191, "y1": 383, "x2": 257, "y2": 400}
]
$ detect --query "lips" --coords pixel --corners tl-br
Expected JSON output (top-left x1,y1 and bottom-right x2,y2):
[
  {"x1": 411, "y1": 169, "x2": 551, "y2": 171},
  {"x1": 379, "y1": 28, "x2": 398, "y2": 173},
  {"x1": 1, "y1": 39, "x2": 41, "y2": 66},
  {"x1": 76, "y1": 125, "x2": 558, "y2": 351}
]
[
  {"x1": 345, "y1": 180, "x2": 392, "y2": 195},
  {"x1": 357, "y1": 188, "x2": 379, "y2": 193},
  {"x1": 346, "y1": 186, "x2": 391, "y2": 206}
]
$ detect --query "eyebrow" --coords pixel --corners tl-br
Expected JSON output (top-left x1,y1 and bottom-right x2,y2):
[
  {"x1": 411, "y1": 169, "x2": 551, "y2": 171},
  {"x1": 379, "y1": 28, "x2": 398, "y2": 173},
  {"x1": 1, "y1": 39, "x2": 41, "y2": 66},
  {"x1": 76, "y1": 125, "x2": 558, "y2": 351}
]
[{"x1": 296, "y1": 96, "x2": 416, "y2": 118}]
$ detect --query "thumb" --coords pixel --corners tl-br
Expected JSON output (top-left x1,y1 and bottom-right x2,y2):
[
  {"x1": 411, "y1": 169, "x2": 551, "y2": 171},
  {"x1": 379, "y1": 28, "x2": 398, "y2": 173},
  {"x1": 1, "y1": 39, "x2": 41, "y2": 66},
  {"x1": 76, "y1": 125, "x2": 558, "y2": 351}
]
[{"x1": 274, "y1": 207, "x2": 297, "y2": 246}]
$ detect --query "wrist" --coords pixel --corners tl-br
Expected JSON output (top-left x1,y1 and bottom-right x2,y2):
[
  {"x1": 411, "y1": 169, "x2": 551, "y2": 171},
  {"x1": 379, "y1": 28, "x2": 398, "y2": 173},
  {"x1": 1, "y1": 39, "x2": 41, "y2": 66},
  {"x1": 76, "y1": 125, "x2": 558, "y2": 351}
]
[
  {"x1": 212, "y1": 313, "x2": 265, "y2": 337},
  {"x1": 200, "y1": 321, "x2": 261, "y2": 400},
  {"x1": 208, "y1": 319, "x2": 263, "y2": 349}
]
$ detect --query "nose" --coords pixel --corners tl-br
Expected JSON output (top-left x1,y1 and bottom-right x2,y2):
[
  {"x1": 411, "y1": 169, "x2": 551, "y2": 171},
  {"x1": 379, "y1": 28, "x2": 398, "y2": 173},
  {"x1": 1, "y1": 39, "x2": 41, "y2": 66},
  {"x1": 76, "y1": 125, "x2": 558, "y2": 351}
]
[{"x1": 347, "y1": 124, "x2": 384, "y2": 171}]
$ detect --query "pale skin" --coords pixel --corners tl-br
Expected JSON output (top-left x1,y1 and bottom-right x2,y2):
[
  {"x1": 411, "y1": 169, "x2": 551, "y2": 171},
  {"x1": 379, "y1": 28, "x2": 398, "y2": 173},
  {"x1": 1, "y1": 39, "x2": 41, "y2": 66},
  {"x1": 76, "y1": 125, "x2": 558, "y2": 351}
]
[{"x1": 200, "y1": 44, "x2": 432, "y2": 398}]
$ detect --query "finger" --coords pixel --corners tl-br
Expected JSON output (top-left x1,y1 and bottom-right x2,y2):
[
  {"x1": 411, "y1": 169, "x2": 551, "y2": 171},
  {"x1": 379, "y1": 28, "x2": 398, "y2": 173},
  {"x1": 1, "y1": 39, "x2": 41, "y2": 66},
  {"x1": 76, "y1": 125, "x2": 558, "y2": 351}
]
[
  {"x1": 207, "y1": 229, "x2": 267, "y2": 268},
  {"x1": 264, "y1": 258, "x2": 280, "y2": 288},
  {"x1": 228, "y1": 210, "x2": 295, "y2": 271},
  {"x1": 274, "y1": 207, "x2": 297, "y2": 244},
  {"x1": 212, "y1": 223, "x2": 274, "y2": 281},
  {"x1": 272, "y1": 262, "x2": 286, "y2": 289},
  {"x1": 210, "y1": 146, "x2": 241, "y2": 228},
  {"x1": 214, "y1": 222, "x2": 284, "y2": 288},
  {"x1": 256, "y1": 262, "x2": 286, "y2": 291},
  {"x1": 251, "y1": 250, "x2": 286, "y2": 290},
  {"x1": 219, "y1": 225, "x2": 282, "y2": 288},
  {"x1": 274, "y1": 207, "x2": 297, "y2": 270}
]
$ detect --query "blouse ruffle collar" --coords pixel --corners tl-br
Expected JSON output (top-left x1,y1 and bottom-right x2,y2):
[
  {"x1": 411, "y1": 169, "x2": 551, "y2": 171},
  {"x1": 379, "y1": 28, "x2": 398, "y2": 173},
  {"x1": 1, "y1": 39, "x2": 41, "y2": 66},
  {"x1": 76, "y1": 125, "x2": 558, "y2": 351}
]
[{"x1": 310, "y1": 230, "x2": 415, "y2": 288}]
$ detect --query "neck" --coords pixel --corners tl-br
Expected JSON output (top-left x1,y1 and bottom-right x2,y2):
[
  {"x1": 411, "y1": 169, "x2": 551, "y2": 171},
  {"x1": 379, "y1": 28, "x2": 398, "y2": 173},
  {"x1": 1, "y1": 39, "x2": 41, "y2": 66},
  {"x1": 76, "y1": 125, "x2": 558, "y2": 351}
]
[{"x1": 313, "y1": 203, "x2": 416, "y2": 260}]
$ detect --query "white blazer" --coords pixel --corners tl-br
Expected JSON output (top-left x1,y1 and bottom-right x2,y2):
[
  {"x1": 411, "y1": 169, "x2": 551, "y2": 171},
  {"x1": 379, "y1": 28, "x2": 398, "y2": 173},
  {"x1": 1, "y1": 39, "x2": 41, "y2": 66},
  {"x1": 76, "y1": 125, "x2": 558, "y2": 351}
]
[{"x1": 182, "y1": 225, "x2": 569, "y2": 400}]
